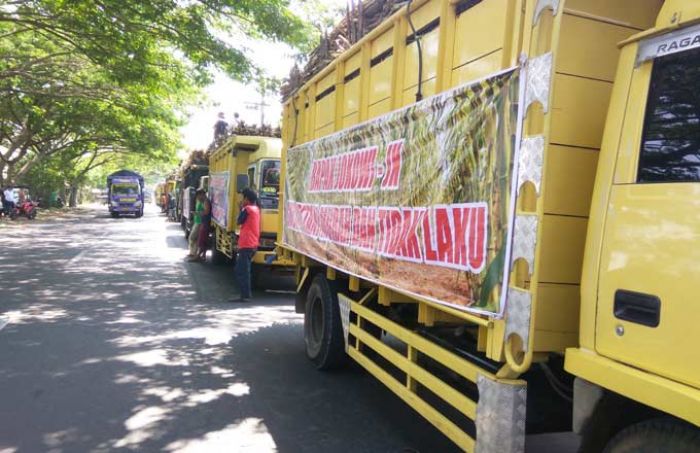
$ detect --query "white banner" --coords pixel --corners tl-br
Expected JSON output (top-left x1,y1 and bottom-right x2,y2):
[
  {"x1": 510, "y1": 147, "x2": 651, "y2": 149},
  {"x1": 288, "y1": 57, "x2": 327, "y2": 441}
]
[{"x1": 210, "y1": 172, "x2": 230, "y2": 229}]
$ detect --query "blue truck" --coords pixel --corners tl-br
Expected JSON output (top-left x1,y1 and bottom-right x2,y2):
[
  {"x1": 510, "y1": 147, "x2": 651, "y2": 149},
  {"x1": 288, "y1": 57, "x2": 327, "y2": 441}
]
[{"x1": 107, "y1": 170, "x2": 144, "y2": 218}]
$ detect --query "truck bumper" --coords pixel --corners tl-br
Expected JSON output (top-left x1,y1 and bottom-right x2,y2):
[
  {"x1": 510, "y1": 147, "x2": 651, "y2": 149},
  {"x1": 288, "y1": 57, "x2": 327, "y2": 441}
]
[
  {"x1": 565, "y1": 348, "x2": 700, "y2": 427},
  {"x1": 253, "y1": 250, "x2": 295, "y2": 268},
  {"x1": 110, "y1": 205, "x2": 139, "y2": 213}
]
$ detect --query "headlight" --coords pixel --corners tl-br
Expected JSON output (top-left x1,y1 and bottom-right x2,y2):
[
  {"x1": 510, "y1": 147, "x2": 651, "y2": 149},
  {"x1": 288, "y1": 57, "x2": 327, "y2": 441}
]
[{"x1": 134, "y1": 201, "x2": 142, "y2": 207}]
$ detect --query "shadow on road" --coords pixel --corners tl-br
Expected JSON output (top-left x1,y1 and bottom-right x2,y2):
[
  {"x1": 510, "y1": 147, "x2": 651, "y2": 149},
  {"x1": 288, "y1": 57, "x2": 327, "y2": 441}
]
[{"x1": 0, "y1": 207, "x2": 459, "y2": 453}]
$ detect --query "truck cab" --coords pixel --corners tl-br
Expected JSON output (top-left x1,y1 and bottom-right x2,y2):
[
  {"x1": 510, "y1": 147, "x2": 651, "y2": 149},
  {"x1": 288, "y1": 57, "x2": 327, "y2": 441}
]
[
  {"x1": 566, "y1": 1, "x2": 700, "y2": 447},
  {"x1": 209, "y1": 135, "x2": 292, "y2": 274},
  {"x1": 106, "y1": 170, "x2": 144, "y2": 218},
  {"x1": 247, "y1": 158, "x2": 282, "y2": 251}
]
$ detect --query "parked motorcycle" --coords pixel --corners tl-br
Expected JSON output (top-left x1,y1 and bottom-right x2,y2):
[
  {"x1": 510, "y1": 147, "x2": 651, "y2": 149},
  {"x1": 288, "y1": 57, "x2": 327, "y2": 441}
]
[{"x1": 10, "y1": 200, "x2": 38, "y2": 220}]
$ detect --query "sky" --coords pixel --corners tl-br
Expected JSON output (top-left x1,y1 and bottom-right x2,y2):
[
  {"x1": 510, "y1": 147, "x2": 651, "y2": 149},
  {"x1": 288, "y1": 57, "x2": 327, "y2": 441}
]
[
  {"x1": 178, "y1": 40, "x2": 295, "y2": 152},
  {"x1": 179, "y1": 1, "x2": 347, "y2": 153}
]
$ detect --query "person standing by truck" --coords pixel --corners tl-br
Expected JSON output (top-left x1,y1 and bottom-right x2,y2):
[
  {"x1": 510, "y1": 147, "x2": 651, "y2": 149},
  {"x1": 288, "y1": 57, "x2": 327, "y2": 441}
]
[
  {"x1": 196, "y1": 190, "x2": 212, "y2": 262},
  {"x1": 229, "y1": 188, "x2": 260, "y2": 302},
  {"x1": 186, "y1": 193, "x2": 204, "y2": 262}
]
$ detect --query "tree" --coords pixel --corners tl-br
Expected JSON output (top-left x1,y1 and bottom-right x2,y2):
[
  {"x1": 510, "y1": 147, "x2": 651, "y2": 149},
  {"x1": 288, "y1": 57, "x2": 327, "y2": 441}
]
[
  {"x1": 0, "y1": 0, "x2": 315, "y2": 188},
  {"x1": 0, "y1": 0, "x2": 312, "y2": 84},
  {"x1": 0, "y1": 28, "x2": 187, "y2": 186}
]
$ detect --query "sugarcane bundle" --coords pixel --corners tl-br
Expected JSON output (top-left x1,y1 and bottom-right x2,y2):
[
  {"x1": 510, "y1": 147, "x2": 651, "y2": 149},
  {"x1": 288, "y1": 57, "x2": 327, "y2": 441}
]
[
  {"x1": 282, "y1": 0, "x2": 404, "y2": 100},
  {"x1": 180, "y1": 150, "x2": 208, "y2": 173}
]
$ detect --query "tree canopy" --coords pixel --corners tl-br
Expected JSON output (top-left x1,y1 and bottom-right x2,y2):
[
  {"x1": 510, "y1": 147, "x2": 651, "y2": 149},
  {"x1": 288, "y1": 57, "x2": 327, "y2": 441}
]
[
  {"x1": 0, "y1": 0, "x2": 313, "y2": 191},
  {"x1": 0, "y1": 0, "x2": 311, "y2": 84}
]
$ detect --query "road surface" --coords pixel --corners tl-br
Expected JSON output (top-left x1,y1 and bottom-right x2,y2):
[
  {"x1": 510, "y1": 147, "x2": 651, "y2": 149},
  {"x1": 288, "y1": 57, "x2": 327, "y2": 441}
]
[{"x1": 0, "y1": 206, "x2": 578, "y2": 452}]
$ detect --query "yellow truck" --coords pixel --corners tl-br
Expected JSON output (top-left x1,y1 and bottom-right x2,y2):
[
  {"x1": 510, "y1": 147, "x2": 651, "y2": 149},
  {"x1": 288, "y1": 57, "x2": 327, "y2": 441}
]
[
  {"x1": 154, "y1": 182, "x2": 165, "y2": 209},
  {"x1": 279, "y1": 0, "x2": 700, "y2": 451},
  {"x1": 163, "y1": 177, "x2": 178, "y2": 218},
  {"x1": 208, "y1": 134, "x2": 292, "y2": 275}
]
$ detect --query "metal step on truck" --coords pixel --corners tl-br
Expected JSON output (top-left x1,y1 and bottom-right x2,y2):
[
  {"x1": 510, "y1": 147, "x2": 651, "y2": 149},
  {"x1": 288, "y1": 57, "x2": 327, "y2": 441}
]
[{"x1": 278, "y1": 0, "x2": 700, "y2": 451}]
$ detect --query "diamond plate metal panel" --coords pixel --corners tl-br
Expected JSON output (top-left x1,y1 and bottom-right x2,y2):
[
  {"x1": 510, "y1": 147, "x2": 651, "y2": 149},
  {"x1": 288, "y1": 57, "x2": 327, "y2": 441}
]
[
  {"x1": 517, "y1": 136, "x2": 545, "y2": 195},
  {"x1": 534, "y1": 0, "x2": 560, "y2": 22},
  {"x1": 525, "y1": 52, "x2": 553, "y2": 113},
  {"x1": 476, "y1": 375, "x2": 527, "y2": 453},
  {"x1": 511, "y1": 214, "x2": 538, "y2": 272},
  {"x1": 337, "y1": 294, "x2": 352, "y2": 351},
  {"x1": 505, "y1": 287, "x2": 532, "y2": 352}
]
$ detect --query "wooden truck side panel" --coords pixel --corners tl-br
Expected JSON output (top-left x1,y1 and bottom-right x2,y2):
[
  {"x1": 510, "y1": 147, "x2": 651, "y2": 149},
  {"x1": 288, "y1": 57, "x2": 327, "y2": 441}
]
[{"x1": 282, "y1": 0, "x2": 659, "y2": 360}]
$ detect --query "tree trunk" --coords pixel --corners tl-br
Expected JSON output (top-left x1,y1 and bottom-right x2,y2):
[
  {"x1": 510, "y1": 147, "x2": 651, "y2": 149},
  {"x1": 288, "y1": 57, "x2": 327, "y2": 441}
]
[
  {"x1": 69, "y1": 185, "x2": 79, "y2": 207},
  {"x1": 1, "y1": 161, "x2": 17, "y2": 186}
]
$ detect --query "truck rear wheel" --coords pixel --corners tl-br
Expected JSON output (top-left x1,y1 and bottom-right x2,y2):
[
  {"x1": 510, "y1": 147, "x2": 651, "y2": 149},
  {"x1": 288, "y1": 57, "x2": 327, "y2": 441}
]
[
  {"x1": 304, "y1": 274, "x2": 346, "y2": 370},
  {"x1": 111, "y1": 212, "x2": 119, "y2": 218},
  {"x1": 211, "y1": 247, "x2": 229, "y2": 265},
  {"x1": 251, "y1": 264, "x2": 265, "y2": 289},
  {"x1": 603, "y1": 419, "x2": 700, "y2": 453}
]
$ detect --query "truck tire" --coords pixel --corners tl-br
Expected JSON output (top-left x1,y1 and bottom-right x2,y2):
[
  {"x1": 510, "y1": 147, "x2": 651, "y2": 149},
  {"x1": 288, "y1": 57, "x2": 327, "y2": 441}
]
[
  {"x1": 111, "y1": 212, "x2": 119, "y2": 218},
  {"x1": 251, "y1": 264, "x2": 265, "y2": 289},
  {"x1": 212, "y1": 247, "x2": 229, "y2": 265},
  {"x1": 304, "y1": 274, "x2": 346, "y2": 370},
  {"x1": 603, "y1": 419, "x2": 700, "y2": 453}
]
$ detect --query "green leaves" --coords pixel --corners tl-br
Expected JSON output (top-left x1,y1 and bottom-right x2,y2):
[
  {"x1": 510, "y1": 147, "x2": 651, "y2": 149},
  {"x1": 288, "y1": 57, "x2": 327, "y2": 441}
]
[
  {"x1": 0, "y1": 0, "x2": 311, "y2": 83},
  {"x1": 0, "y1": 0, "x2": 313, "y2": 189}
]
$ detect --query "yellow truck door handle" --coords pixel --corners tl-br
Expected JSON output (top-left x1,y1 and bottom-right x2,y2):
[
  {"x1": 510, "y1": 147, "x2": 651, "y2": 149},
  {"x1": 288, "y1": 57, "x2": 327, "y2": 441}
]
[{"x1": 614, "y1": 290, "x2": 661, "y2": 328}]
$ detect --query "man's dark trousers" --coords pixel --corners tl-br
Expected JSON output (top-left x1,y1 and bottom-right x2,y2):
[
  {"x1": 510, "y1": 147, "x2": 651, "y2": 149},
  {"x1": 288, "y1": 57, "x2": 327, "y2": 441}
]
[{"x1": 235, "y1": 248, "x2": 256, "y2": 299}]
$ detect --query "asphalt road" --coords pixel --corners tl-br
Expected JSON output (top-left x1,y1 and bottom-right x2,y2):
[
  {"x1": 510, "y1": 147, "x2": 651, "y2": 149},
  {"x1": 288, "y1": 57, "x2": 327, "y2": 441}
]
[{"x1": 0, "y1": 206, "x2": 579, "y2": 452}]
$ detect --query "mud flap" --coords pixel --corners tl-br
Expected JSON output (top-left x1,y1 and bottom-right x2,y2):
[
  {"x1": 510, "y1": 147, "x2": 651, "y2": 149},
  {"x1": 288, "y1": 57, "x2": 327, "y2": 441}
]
[{"x1": 476, "y1": 375, "x2": 527, "y2": 453}]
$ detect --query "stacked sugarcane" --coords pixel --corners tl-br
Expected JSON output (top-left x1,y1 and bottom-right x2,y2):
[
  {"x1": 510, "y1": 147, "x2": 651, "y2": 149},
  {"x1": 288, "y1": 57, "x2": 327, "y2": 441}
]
[
  {"x1": 180, "y1": 150, "x2": 208, "y2": 172},
  {"x1": 281, "y1": 0, "x2": 404, "y2": 100},
  {"x1": 228, "y1": 121, "x2": 281, "y2": 138},
  {"x1": 205, "y1": 121, "x2": 282, "y2": 156}
]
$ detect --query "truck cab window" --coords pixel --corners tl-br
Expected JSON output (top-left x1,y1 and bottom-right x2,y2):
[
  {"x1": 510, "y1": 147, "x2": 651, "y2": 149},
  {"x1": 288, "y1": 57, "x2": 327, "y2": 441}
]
[
  {"x1": 261, "y1": 160, "x2": 281, "y2": 195},
  {"x1": 639, "y1": 47, "x2": 700, "y2": 182},
  {"x1": 113, "y1": 184, "x2": 139, "y2": 195}
]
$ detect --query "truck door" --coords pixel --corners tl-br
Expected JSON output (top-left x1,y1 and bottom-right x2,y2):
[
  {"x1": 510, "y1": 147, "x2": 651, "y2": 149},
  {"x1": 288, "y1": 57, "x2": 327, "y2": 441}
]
[
  {"x1": 596, "y1": 37, "x2": 700, "y2": 389},
  {"x1": 247, "y1": 165, "x2": 256, "y2": 192}
]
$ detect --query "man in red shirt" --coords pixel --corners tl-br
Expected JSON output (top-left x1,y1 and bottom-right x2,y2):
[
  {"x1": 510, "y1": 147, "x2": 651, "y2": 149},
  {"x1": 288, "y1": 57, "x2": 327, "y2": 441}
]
[{"x1": 230, "y1": 188, "x2": 260, "y2": 302}]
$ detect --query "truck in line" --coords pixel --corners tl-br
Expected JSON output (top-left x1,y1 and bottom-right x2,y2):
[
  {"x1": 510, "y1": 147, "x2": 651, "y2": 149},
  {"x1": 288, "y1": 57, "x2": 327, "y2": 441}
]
[
  {"x1": 154, "y1": 182, "x2": 165, "y2": 210},
  {"x1": 163, "y1": 175, "x2": 180, "y2": 221},
  {"x1": 279, "y1": 0, "x2": 700, "y2": 451},
  {"x1": 177, "y1": 152, "x2": 209, "y2": 238},
  {"x1": 208, "y1": 134, "x2": 293, "y2": 281},
  {"x1": 106, "y1": 170, "x2": 144, "y2": 218}
]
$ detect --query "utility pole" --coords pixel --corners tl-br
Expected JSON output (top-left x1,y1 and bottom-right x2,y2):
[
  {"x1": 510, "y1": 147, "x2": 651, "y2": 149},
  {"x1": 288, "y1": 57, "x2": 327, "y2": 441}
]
[
  {"x1": 244, "y1": 94, "x2": 270, "y2": 127},
  {"x1": 245, "y1": 73, "x2": 279, "y2": 127}
]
